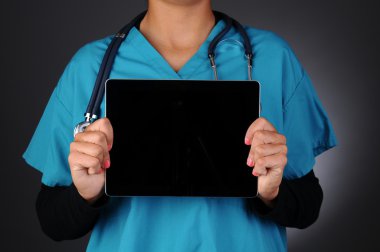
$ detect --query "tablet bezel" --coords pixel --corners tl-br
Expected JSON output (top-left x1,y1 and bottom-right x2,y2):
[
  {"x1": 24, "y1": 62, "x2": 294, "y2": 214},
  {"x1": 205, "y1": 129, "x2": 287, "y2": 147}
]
[{"x1": 104, "y1": 79, "x2": 261, "y2": 198}]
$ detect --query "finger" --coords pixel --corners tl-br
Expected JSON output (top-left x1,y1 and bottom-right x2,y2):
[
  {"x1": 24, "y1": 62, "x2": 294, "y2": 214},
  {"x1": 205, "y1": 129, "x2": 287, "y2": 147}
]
[
  {"x1": 247, "y1": 132, "x2": 286, "y2": 167},
  {"x1": 244, "y1": 117, "x2": 277, "y2": 145},
  {"x1": 88, "y1": 166, "x2": 104, "y2": 175},
  {"x1": 75, "y1": 131, "x2": 108, "y2": 146},
  {"x1": 251, "y1": 131, "x2": 287, "y2": 150},
  {"x1": 252, "y1": 153, "x2": 287, "y2": 176},
  {"x1": 248, "y1": 143, "x2": 287, "y2": 165},
  {"x1": 70, "y1": 141, "x2": 104, "y2": 162},
  {"x1": 85, "y1": 118, "x2": 114, "y2": 150},
  {"x1": 68, "y1": 151, "x2": 103, "y2": 175},
  {"x1": 74, "y1": 131, "x2": 110, "y2": 168}
]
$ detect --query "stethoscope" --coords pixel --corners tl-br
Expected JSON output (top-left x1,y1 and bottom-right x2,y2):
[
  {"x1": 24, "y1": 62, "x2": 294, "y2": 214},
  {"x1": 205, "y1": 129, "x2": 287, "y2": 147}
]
[{"x1": 74, "y1": 10, "x2": 254, "y2": 136}]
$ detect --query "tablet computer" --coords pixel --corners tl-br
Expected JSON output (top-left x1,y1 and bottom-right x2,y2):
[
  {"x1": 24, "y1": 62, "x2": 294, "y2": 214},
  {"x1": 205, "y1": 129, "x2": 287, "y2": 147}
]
[{"x1": 105, "y1": 79, "x2": 260, "y2": 197}]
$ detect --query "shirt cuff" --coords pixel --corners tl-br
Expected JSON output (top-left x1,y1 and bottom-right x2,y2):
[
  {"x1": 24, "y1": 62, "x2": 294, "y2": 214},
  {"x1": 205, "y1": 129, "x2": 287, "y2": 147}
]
[
  {"x1": 247, "y1": 181, "x2": 288, "y2": 218},
  {"x1": 68, "y1": 184, "x2": 110, "y2": 213}
]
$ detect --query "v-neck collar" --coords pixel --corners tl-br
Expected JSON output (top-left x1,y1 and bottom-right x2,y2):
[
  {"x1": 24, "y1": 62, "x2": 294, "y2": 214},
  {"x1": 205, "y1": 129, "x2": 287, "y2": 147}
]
[{"x1": 127, "y1": 19, "x2": 227, "y2": 80}]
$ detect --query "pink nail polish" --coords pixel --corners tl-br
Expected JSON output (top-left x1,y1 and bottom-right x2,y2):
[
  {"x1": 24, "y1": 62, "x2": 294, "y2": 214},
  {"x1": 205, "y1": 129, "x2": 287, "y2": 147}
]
[
  {"x1": 247, "y1": 157, "x2": 253, "y2": 166},
  {"x1": 244, "y1": 137, "x2": 250, "y2": 145},
  {"x1": 104, "y1": 160, "x2": 111, "y2": 169},
  {"x1": 252, "y1": 171, "x2": 259, "y2": 177}
]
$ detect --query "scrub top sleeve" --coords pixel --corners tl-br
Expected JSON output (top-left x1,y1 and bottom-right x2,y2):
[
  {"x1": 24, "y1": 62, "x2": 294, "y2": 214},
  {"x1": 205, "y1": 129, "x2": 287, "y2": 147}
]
[
  {"x1": 22, "y1": 74, "x2": 74, "y2": 187},
  {"x1": 282, "y1": 69, "x2": 338, "y2": 180},
  {"x1": 22, "y1": 38, "x2": 110, "y2": 187}
]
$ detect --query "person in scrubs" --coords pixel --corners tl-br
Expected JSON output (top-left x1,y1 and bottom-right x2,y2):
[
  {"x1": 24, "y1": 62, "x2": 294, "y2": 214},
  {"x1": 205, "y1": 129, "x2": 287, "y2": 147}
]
[{"x1": 23, "y1": 0, "x2": 337, "y2": 251}]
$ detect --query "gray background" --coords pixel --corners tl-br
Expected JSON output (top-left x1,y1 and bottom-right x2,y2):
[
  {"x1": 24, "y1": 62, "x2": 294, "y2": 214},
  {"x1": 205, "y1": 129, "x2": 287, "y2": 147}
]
[{"x1": 1, "y1": 0, "x2": 379, "y2": 251}]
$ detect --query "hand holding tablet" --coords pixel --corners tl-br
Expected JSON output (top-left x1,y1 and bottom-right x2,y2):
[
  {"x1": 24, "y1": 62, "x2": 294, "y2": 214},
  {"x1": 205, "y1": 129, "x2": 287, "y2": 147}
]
[
  {"x1": 244, "y1": 117, "x2": 288, "y2": 206},
  {"x1": 69, "y1": 118, "x2": 114, "y2": 204}
]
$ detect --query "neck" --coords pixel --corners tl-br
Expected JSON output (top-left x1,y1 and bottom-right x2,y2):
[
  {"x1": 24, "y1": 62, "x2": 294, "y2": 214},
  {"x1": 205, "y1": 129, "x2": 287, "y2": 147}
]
[{"x1": 140, "y1": 0, "x2": 215, "y2": 51}]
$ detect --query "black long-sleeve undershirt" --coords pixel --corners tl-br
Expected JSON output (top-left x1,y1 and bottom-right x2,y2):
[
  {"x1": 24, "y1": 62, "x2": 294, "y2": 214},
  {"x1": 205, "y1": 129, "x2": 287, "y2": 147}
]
[
  {"x1": 35, "y1": 183, "x2": 109, "y2": 241},
  {"x1": 245, "y1": 169, "x2": 323, "y2": 229},
  {"x1": 36, "y1": 169, "x2": 322, "y2": 241}
]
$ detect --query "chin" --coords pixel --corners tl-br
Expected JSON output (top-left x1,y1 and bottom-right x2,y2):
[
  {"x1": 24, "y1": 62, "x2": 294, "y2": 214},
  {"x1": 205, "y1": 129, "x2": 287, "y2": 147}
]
[{"x1": 156, "y1": 0, "x2": 209, "y2": 6}]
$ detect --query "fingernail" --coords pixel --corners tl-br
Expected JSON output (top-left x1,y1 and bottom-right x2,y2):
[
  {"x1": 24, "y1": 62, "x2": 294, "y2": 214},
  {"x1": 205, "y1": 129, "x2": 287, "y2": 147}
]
[
  {"x1": 252, "y1": 171, "x2": 259, "y2": 177},
  {"x1": 247, "y1": 157, "x2": 254, "y2": 167},
  {"x1": 104, "y1": 160, "x2": 111, "y2": 169},
  {"x1": 244, "y1": 137, "x2": 250, "y2": 145}
]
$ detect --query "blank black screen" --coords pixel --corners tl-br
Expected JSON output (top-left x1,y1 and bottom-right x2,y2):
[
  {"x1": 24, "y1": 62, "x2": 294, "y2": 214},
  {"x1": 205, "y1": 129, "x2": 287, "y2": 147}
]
[{"x1": 105, "y1": 79, "x2": 260, "y2": 197}]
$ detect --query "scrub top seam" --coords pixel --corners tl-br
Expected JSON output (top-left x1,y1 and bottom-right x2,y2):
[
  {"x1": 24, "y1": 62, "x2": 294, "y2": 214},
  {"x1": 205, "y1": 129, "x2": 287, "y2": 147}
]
[
  {"x1": 129, "y1": 40, "x2": 179, "y2": 79},
  {"x1": 54, "y1": 87, "x2": 74, "y2": 117},
  {"x1": 128, "y1": 27, "x2": 180, "y2": 79},
  {"x1": 178, "y1": 19, "x2": 229, "y2": 79},
  {"x1": 313, "y1": 140, "x2": 337, "y2": 157},
  {"x1": 282, "y1": 68, "x2": 306, "y2": 111},
  {"x1": 178, "y1": 56, "x2": 210, "y2": 80}
]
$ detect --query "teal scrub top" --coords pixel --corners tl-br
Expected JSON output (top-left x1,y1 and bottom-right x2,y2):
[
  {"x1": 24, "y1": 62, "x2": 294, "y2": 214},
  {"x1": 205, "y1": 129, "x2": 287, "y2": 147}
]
[{"x1": 22, "y1": 19, "x2": 338, "y2": 252}]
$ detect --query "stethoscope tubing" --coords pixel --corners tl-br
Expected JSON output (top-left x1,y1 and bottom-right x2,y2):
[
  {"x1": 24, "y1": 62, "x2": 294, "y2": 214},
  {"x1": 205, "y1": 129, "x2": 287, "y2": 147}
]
[{"x1": 74, "y1": 10, "x2": 254, "y2": 137}]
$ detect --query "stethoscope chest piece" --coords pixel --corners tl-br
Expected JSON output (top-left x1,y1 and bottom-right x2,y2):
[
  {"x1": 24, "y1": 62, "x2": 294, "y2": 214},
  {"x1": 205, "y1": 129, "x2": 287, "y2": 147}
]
[{"x1": 73, "y1": 121, "x2": 91, "y2": 137}]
